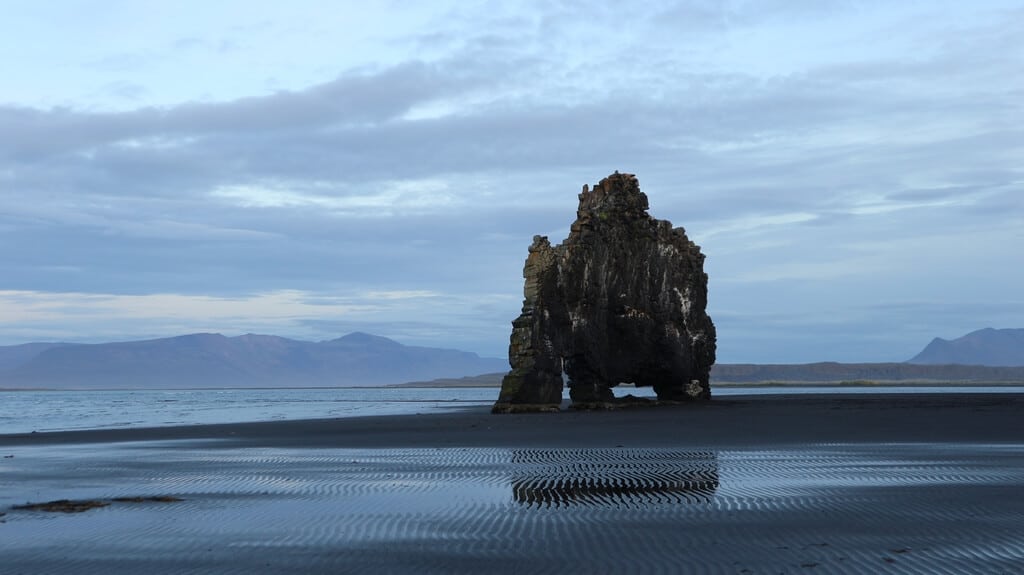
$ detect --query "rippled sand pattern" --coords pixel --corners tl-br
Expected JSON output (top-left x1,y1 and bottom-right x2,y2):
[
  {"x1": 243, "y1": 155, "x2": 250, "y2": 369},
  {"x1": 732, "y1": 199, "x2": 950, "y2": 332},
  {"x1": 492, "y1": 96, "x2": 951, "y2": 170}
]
[
  {"x1": 2, "y1": 443, "x2": 1023, "y2": 573},
  {"x1": 511, "y1": 449, "x2": 719, "y2": 507}
]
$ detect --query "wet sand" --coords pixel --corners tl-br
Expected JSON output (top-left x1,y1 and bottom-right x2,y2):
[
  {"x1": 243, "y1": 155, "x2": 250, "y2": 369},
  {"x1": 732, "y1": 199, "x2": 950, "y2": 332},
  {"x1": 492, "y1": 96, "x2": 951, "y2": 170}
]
[
  {"x1": 3, "y1": 392, "x2": 1021, "y2": 449},
  {"x1": 2, "y1": 393, "x2": 1023, "y2": 573}
]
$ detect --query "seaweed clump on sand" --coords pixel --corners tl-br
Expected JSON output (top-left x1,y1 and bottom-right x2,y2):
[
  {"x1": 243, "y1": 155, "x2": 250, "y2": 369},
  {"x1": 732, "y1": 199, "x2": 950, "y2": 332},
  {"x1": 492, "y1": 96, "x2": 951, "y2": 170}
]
[
  {"x1": 112, "y1": 496, "x2": 184, "y2": 503},
  {"x1": 493, "y1": 172, "x2": 716, "y2": 413},
  {"x1": 13, "y1": 496, "x2": 184, "y2": 514},
  {"x1": 14, "y1": 499, "x2": 110, "y2": 513}
]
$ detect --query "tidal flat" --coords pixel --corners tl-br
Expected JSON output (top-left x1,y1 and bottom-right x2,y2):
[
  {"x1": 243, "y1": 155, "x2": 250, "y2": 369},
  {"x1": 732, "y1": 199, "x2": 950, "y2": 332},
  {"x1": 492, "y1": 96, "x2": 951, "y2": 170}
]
[{"x1": 1, "y1": 394, "x2": 1022, "y2": 574}]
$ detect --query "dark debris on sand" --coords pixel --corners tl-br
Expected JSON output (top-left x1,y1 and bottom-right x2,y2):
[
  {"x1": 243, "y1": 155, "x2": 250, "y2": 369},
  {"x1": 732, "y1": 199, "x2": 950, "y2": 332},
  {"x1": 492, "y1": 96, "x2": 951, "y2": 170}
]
[
  {"x1": 12, "y1": 496, "x2": 184, "y2": 513},
  {"x1": 112, "y1": 496, "x2": 184, "y2": 503},
  {"x1": 14, "y1": 499, "x2": 110, "y2": 513}
]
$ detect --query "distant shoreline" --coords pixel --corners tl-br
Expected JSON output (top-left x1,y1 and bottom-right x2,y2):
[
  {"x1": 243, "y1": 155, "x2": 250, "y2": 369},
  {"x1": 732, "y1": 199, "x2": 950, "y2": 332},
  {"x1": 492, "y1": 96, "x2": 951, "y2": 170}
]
[
  {"x1": 4, "y1": 380, "x2": 1024, "y2": 392},
  {"x1": 391, "y1": 372, "x2": 1024, "y2": 388}
]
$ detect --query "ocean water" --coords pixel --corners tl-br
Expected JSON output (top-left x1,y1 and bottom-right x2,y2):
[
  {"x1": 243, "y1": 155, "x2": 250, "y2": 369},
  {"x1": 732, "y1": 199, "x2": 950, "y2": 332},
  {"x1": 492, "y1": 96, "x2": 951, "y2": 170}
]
[
  {"x1": 1, "y1": 385, "x2": 1021, "y2": 435},
  {"x1": 0, "y1": 387, "x2": 499, "y2": 434}
]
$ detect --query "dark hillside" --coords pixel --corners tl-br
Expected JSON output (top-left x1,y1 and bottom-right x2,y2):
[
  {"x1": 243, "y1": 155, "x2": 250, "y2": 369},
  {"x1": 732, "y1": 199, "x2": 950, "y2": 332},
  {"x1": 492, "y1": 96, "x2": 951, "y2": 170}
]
[{"x1": 908, "y1": 328, "x2": 1024, "y2": 366}]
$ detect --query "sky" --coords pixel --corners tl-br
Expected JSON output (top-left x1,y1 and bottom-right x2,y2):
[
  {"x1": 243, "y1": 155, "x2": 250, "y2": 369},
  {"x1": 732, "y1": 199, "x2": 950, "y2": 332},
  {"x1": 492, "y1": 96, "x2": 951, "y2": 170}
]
[{"x1": 1, "y1": 0, "x2": 1022, "y2": 363}]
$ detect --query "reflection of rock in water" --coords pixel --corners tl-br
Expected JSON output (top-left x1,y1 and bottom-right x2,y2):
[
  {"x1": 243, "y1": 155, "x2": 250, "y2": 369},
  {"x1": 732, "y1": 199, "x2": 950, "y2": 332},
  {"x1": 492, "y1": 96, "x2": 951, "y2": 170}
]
[{"x1": 510, "y1": 449, "x2": 718, "y2": 508}]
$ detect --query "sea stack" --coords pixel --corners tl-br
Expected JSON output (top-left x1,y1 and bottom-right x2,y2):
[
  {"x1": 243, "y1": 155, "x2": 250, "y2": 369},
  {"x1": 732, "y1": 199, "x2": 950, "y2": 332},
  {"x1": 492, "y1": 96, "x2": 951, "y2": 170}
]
[{"x1": 493, "y1": 172, "x2": 716, "y2": 413}]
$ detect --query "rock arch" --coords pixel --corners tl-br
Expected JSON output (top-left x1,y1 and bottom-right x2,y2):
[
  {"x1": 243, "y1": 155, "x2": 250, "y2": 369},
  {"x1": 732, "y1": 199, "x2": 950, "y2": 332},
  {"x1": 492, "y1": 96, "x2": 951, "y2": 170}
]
[{"x1": 492, "y1": 172, "x2": 716, "y2": 413}]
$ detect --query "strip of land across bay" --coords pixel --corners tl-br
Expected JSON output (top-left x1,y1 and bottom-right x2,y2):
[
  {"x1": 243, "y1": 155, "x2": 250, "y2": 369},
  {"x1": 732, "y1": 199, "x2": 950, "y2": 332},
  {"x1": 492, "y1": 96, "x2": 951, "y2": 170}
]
[{"x1": 396, "y1": 363, "x2": 1024, "y2": 388}]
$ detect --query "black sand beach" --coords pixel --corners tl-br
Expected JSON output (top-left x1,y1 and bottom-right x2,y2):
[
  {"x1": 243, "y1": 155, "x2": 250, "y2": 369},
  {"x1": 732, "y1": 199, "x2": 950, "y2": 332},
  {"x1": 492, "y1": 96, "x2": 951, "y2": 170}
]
[
  {"x1": 3, "y1": 392, "x2": 1021, "y2": 449},
  {"x1": 2, "y1": 393, "x2": 1023, "y2": 573}
]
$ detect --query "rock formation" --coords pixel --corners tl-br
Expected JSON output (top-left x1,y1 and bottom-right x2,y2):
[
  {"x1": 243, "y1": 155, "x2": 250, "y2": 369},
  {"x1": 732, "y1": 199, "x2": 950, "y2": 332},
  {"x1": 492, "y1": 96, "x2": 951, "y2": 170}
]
[{"x1": 493, "y1": 172, "x2": 716, "y2": 413}]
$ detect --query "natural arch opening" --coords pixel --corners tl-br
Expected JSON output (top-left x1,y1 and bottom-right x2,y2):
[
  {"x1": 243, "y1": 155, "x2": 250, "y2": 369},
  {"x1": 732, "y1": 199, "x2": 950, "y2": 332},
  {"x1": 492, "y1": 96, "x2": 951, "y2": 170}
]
[{"x1": 610, "y1": 382, "x2": 658, "y2": 400}]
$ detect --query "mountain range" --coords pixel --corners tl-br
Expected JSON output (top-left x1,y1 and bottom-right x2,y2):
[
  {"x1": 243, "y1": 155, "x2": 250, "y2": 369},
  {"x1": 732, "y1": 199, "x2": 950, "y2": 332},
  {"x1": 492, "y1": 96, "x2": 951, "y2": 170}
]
[
  {"x1": 907, "y1": 328, "x2": 1024, "y2": 366},
  {"x1": 0, "y1": 332, "x2": 508, "y2": 389},
  {"x1": 2, "y1": 327, "x2": 1021, "y2": 390}
]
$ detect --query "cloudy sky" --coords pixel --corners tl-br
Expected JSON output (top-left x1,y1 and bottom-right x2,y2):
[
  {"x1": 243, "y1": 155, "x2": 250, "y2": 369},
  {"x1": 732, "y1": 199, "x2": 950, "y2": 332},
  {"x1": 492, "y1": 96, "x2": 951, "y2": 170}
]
[{"x1": 1, "y1": 1, "x2": 1021, "y2": 363}]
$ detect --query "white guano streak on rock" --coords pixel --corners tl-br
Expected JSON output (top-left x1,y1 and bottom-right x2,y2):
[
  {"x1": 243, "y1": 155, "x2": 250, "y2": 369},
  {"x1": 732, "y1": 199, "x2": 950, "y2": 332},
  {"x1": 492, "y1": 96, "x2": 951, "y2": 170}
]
[
  {"x1": 673, "y1": 287, "x2": 692, "y2": 316},
  {"x1": 569, "y1": 310, "x2": 588, "y2": 328}
]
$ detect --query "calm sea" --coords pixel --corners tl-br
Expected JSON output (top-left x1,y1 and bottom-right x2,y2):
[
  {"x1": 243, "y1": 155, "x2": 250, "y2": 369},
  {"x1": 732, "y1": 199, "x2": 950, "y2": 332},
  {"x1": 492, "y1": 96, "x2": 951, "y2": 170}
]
[{"x1": 1, "y1": 385, "x2": 1021, "y2": 434}]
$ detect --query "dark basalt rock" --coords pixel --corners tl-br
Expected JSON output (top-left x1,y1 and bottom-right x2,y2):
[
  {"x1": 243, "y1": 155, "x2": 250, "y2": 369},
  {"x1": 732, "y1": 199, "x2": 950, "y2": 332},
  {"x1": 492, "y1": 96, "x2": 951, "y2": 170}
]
[{"x1": 493, "y1": 172, "x2": 716, "y2": 413}]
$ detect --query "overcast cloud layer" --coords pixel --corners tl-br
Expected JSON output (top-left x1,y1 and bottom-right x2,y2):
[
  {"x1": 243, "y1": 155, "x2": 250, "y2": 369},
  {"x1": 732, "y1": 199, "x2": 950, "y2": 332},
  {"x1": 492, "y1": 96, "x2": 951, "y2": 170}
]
[{"x1": 1, "y1": 1, "x2": 1022, "y2": 362}]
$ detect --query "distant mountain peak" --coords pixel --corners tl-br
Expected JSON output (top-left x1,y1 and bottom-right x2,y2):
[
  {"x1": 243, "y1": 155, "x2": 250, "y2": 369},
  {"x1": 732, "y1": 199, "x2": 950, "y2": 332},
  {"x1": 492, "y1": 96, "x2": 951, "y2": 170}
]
[
  {"x1": 232, "y1": 333, "x2": 288, "y2": 342},
  {"x1": 907, "y1": 327, "x2": 1024, "y2": 367},
  {"x1": 330, "y1": 332, "x2": 402, "y2": 346},
  {"x1": 339, "y1": 331, "x2": 377, "y2": 340},
  {"x1": 163, "y1": 332, "x2": 226, "y2": 342}
]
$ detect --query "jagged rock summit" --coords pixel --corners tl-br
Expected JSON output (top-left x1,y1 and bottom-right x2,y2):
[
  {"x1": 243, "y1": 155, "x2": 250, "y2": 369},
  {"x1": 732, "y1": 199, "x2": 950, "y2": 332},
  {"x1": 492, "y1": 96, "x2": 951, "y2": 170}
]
[
  {"x1": 907, "y1": 327, "x2": 1024, "y2": 366},
  {"x1": 493, "y1": 172, "x2": 716, "y2": 413}
]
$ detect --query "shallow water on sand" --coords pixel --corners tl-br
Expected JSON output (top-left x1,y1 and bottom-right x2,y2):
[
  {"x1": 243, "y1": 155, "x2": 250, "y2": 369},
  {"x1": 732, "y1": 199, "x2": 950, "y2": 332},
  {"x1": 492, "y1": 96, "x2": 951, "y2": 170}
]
[{"x1": 2, "y1": 442, "x2": 1022, "y2": 573}]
